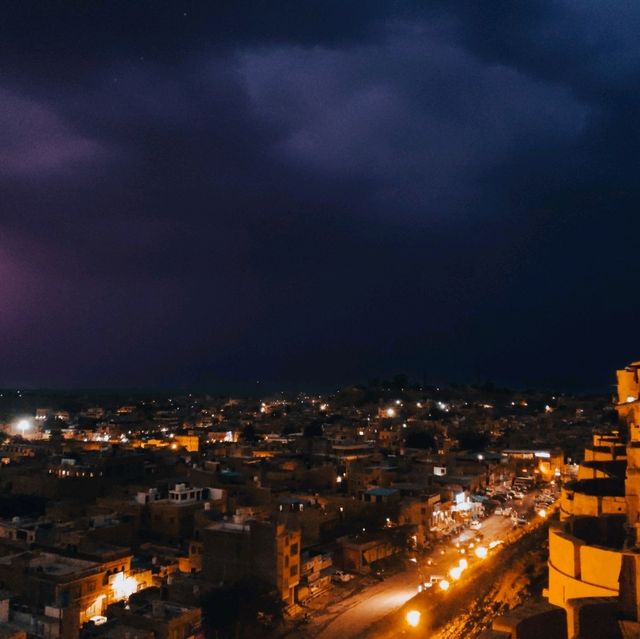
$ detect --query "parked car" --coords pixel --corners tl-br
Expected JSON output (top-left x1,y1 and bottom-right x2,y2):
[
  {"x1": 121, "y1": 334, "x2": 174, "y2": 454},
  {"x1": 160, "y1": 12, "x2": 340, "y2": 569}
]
[
  {"x1": 470, "y1": 520, "x2": 482, "y2": 530},
  {"x1": 332, "y1": 570, "x2": 354, "y2": 583}
]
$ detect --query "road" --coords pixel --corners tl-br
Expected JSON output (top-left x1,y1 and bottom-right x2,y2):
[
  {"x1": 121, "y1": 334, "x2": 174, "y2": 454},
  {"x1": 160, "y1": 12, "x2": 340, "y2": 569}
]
[{"x1": 289, "y1": 489, "x2": 547, "y2": 639}]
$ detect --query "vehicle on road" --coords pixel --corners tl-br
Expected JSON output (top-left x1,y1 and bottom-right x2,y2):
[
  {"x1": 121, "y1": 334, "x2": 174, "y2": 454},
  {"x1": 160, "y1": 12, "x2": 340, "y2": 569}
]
[
  {"x1": 332, "y1": 570, "x2": 354, "y2": 583},
  {"x1": 417, "y1": 574, "x2": 445, "y2": 593}
]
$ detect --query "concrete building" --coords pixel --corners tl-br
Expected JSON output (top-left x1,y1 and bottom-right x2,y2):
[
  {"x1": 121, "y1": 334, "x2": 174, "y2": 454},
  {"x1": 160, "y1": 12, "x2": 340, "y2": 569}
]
[
  {"x1": 559, "y1": 477, "x2": 626, "y2": 521},
  {"x1": 107, "y1": 591, "x2": 201, "y2": 639},
  {"x1": 146, "y1": 484, "x2": 210, "y2": 543},
  {"x1": 541, "y1": 361, "x2": 640, "y2": 637},
  {"x1": 202, "y1": 519, "x2": 301, "y2": 605},
  {"x1": 0, "y1": 548, "x2": 152, "y2": 639}
]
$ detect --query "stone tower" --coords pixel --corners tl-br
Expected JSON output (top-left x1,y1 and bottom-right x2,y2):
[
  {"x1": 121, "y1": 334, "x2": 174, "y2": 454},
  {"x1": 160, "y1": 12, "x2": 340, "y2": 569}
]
[{"x1": 617, "y1": 362, "x2": 640, "y2": 545}]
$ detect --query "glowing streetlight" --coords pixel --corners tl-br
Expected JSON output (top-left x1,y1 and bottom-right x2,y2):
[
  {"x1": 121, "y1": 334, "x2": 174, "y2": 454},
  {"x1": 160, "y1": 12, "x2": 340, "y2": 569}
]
[
  {"x1": 459, "y1": 558, "x2": 468, "y2": 569},
  {"x1": 438, "y1": 579, "x2": 450, "y2": 591},
  {"x1": 449, "y1": 566, "x2": 462, "y2": 581},
  {"x1": 386, "y1": 407, "x2": 396, "y2": 418},
  {"x1": 405, "y1": 610, "x2": 421, "y2": 628},
  {"x1": 538, "y1": 508, "x2": 547, "y2": 518},
  {"x1": 17, "y1": 419, "x2": 31, "y2": 435},
  {"x1": 475, "y1": 546, "x2": 488, "y2": 559}
]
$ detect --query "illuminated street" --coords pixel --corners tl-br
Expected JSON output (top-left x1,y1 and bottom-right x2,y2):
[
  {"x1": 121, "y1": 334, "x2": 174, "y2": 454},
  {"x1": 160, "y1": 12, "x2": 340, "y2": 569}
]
[{"x1": 289, "y1": 491, "x2": 545, "y2": 639}]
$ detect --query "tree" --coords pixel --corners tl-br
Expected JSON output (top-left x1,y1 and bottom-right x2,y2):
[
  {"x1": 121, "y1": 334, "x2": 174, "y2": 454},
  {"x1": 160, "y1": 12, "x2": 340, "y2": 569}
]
[
  {"x1": 303, "y1": 422, "x2": 323, "y2": 438},
  {"x1": 200, "y1": 578, "x2": 283, "y2": 638},
  {"x1": 282, "y1": 423, "x2": 298, "y2": 435},
  {"x1": 404, "y1": 428, "x2": 436, "y2": 450},
  {"x1": 241, "y1": 424, "x2": 258, "y2": 442},
  {"x1": 455, "y1": 428, "x2": 490, "y2": 451}
]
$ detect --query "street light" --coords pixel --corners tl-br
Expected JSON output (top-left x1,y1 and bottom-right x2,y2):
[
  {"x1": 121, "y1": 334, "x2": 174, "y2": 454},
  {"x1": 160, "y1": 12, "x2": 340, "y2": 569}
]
[
  {"x1": 17, "y1": 419, "x2": 31, "y2": 435},
  {"x1": 475, "y1": 546, "x2": 488, "y2": 559},
  {"x1": 405, "y1": 610, "x2": 421, "y2": 628},
  {"x1": 438, "y1": 579, "x2": 450, "y2": 591}
]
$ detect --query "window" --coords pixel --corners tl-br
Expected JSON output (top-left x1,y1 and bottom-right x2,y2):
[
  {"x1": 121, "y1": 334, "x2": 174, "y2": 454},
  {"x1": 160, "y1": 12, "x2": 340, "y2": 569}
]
[
  {"x1": 290, "y1": 543, "x2": 298, "y2": 555},
  {"x1": 290, "y1": 564, "x2": 298, "y2": 577}
]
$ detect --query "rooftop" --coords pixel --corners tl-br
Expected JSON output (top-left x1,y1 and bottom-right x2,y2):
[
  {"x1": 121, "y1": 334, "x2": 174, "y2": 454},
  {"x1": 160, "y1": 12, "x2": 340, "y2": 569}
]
[
  {"x1": 363, "y1": 487, "x2": 398, "y2": 497},
  {"x1": 26, "y1": 552, "x2": 98, "y2": 577}
]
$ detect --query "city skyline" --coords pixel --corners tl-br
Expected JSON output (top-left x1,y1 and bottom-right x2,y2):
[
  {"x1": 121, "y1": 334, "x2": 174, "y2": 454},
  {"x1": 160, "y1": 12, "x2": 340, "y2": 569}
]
[{"x1": 2, "y1": 2, "x2": 639, "y2": 391}]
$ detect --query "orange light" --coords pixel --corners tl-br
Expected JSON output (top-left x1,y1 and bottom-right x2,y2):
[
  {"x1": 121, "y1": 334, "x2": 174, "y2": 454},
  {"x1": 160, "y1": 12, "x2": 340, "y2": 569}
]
[
  {"x1": 111, "y1": 573, "x2": 138, "y2": 600},
  {"x1": 406, "y1": 610, "x2": 421, "y2": 627},
  {"x1": 475, "y1": 546, "x2": 488, "y2": 559},
  {"x1": 449, "y1": 566, "x2": 462, "y2": 581}
]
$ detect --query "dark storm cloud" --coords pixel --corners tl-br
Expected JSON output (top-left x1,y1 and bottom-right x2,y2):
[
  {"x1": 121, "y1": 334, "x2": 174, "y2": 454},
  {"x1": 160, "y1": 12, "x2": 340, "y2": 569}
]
[{"x1": 1, "y1": 1, "x2": 638, "y2": 389}]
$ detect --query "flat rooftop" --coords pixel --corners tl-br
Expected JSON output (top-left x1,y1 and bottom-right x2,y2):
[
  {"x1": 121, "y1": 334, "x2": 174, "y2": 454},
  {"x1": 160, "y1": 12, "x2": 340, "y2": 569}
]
[
  {"x1": 29, "y1": 553, "x2": 98, "y2": 576},
  {"x1": 0, "y1": 551, "x2": 98, "y2": 577}
]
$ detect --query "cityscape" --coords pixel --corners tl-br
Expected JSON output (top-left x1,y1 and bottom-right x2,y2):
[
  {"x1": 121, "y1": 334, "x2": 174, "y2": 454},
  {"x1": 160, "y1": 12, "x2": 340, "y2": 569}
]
[
  {"x1": 0, "y1": 370, "x2": 637, "y2": 639},
  {"x1": 2, "y1": 2, "x2": 639, "y2": 639}
]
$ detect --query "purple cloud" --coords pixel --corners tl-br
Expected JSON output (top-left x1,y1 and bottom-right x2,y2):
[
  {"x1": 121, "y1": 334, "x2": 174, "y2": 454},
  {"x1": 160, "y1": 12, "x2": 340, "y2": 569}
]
[
  {"x1": 0, "y1": 88, "x2": 106, "y2": 176},
  {"x1": 240, "y1": 22, "x2": 589, "y2": 218}
]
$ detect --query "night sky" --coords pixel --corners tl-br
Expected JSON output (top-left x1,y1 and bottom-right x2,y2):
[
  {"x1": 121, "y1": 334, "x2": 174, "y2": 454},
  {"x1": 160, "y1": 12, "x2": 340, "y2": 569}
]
[{"x1": 1, "y1": 2, "x2": 639, "y2": 392}]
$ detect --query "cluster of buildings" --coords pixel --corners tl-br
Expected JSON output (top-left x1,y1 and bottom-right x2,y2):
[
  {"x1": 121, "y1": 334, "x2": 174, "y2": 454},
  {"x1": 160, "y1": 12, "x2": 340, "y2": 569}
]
[
  {"x1": 480, "y1": 361, "x2": 640, "y2": 639},
  {"x1": 0, "y1": 385, "x2": 579, "y2": 638}
]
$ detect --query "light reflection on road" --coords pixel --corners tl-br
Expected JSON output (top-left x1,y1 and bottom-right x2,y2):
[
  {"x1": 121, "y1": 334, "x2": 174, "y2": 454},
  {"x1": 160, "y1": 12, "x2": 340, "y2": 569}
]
[{"x1": 306, "y1": 489, "x2": 547, "y2": 639}]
